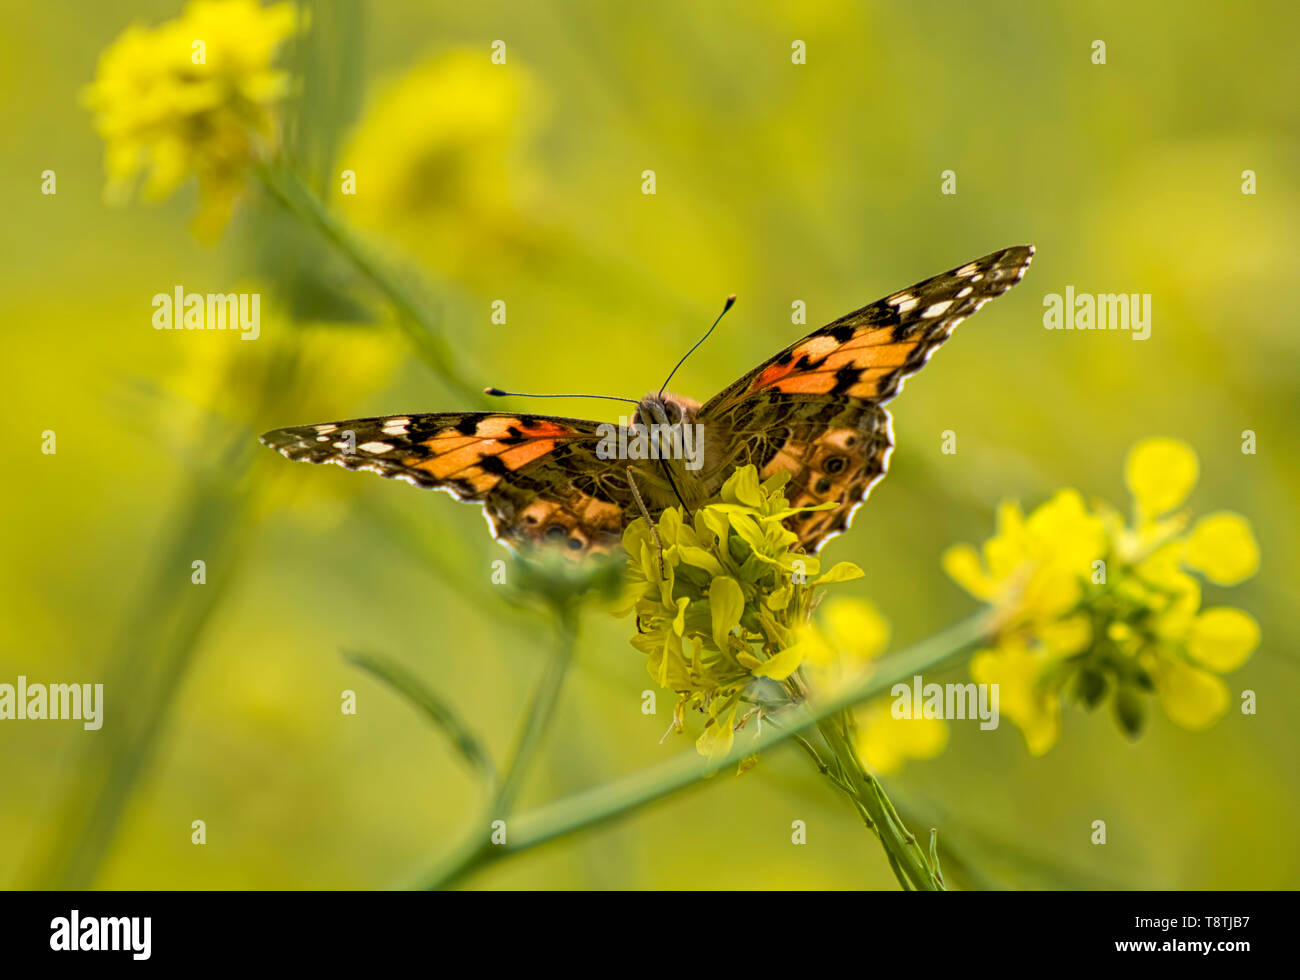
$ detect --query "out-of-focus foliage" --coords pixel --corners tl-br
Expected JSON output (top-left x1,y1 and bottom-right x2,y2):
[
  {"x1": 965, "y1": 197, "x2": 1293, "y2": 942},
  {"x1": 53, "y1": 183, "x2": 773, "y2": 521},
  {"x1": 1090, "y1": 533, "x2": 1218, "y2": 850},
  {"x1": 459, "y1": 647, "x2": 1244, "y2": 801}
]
[{"x1": 2, "y1": 0, "x2": 1297, "y2": 890}]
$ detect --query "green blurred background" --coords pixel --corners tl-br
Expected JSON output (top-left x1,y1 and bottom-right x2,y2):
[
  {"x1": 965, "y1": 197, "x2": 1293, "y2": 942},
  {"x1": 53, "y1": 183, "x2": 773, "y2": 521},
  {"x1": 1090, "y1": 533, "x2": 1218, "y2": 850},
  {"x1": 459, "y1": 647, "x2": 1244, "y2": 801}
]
[{"x1": 3, "y1": 0, "x2": 1297, "y2": 889}]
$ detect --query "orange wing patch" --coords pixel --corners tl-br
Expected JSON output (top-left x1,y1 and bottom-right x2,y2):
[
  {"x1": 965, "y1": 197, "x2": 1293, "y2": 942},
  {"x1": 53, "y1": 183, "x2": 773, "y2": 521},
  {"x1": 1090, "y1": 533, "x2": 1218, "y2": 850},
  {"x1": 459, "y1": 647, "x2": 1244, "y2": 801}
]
[{"x1": 409, "y1": 418, "x2": 571, "y2": 489}]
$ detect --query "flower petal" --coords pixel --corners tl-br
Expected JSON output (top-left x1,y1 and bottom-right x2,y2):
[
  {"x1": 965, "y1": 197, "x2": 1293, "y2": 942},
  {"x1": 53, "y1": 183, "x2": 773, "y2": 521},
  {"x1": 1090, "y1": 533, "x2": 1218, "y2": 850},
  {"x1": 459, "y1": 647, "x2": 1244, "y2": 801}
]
[
  {"x1": 708, "y1": 576, "x2": 744, "y2": 651},
  {"x1": 1125, "y1": 438, "x2": 1198, "y2": 517},
  {"x1": 941, "y1": 544, "x2": 996, "y2": 600},
  {"x1": 1154, "y1": 656, "x2": 1229, "y2": 730},
  {"x1": 1187, "y1": 607, "x2": 1260, "y2": 672},
  {"x1": 752, "y1": 644, "x2": 805, "y2": 680},
  {"x1": 1184, "y1": 511, "x2": 1260, "y2": 585}
]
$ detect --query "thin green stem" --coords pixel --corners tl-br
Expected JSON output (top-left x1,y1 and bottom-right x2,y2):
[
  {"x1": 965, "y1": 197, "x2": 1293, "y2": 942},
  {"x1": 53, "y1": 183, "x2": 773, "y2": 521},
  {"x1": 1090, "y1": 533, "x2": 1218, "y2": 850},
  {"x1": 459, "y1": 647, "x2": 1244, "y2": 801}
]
[
  {"x1": 423, "y1": 606, "x2": 580, "y2": 890},
  {"x1": 255, "y1": 162, "x2": 487, "y2": 408},
  {"x1": 816, "y1": 715, "x2": 940, "y2": 890},
  {"x1": 413, "y1": 611, "x2": 991, "y2": 889},
  {"x1": 495, "y1": 609, "x2": 578, "y2": 815}
]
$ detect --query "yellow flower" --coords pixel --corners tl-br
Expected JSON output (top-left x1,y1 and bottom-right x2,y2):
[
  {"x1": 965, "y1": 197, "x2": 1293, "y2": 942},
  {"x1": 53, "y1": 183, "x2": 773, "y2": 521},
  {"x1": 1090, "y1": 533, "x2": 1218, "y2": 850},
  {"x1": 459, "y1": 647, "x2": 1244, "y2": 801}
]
[
  {"x1": 83, "y1": 0, "x2": 302, "y2": 238},
  {"x1": 946, "y1": 438, "x2": 1260, "y2": 752},
  {"x1": 340, "y1": 49, "x2": 547, "y2": 282}
]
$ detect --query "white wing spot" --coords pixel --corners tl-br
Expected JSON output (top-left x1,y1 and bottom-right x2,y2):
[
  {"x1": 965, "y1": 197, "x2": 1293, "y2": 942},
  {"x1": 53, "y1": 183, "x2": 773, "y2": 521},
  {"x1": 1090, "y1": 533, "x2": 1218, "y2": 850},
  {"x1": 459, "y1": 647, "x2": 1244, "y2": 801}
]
[
  {"x1": 382, "y1": 418, "x2": 410, "y2": 435},
  {"x1": 922, "y1": 300, "x2": 953, "y2": 318},
  {"x1": 956, "y1": 286, "x2": 973, "y2": 299},
  {"x1": 315, "y1": 424, "x2": 337, "y2": 434},
  {"x1": 956, "y1": 263, "x2": 979, "y2": 277},
  {"x1": 895, "y1": 297, "x2": 918, "y2": 313},
  {"x1": 970, "y1": 273, "x2": 983, "y2": 282},
  {"x1": 359, "y1": 441, "x2": 393, "y2": 454}
]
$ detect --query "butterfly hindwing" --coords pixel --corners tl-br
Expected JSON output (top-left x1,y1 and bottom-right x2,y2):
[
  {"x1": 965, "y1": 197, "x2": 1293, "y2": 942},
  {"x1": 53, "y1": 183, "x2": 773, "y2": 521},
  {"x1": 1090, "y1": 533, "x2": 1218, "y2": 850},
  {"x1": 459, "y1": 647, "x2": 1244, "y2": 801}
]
[
  {"x1": 702, "y1": 245, "x2": 1034, "y2": 551},
  {"x1": 705, "y1": 392, "x2": 893, "y2": 551},
  {"x1": 259, "y1": 413, "x2": 633, "y2": 553}
]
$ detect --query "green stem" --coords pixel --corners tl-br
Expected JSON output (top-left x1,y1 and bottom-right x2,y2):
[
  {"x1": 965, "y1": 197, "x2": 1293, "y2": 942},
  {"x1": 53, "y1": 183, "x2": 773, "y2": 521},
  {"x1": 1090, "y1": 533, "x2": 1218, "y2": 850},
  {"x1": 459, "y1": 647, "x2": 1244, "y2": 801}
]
[
  {"x1": 816, "y1": 715, "x2": 941, "y2": 890},
  {"x1": 424, "y1": 606, "x2": 579, "y2": 890},
  {"x1": 255, "y1": 162, "x2": 486, "y2": 408},
  {"x1": 495, "y1": 609, "x2": 578, "y2": 815},
  {"x1": 414, "y1": 611, "x2": 990, "y2": 889}
]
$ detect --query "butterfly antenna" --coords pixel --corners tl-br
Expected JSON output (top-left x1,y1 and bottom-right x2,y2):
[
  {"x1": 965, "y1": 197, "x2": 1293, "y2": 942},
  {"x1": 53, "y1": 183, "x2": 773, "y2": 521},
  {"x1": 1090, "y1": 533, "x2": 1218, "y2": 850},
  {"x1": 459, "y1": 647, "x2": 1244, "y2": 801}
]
[
  {"x1": 485, "y1": 388, "x2": 640, "y2": 407},
  {"x1": 658, "y1": 294, "x2": 736, "y2": 398}
]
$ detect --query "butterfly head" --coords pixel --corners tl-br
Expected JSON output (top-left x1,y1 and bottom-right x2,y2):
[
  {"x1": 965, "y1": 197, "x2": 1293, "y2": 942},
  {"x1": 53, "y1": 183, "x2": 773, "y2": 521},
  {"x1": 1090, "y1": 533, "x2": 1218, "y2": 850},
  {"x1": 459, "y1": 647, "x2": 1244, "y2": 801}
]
[{"x1": 636, "y1": 391, "x2": 701, "y2": 429}]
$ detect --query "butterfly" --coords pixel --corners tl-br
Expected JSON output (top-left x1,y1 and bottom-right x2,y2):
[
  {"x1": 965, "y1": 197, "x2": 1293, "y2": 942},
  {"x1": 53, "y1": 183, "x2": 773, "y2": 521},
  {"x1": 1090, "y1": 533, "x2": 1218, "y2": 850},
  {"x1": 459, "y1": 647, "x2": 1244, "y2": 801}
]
[{"x1": 261, "y1": 245, "x2": 1033, "y2": 557}]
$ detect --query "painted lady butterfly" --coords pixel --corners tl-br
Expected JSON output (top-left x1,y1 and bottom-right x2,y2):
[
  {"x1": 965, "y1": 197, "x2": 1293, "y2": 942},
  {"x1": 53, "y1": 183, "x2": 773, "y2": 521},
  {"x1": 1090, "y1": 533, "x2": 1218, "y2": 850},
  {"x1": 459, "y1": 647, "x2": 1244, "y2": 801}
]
[{"x1": 261, "y1": 245, "x2": 1033, "y2": 556}]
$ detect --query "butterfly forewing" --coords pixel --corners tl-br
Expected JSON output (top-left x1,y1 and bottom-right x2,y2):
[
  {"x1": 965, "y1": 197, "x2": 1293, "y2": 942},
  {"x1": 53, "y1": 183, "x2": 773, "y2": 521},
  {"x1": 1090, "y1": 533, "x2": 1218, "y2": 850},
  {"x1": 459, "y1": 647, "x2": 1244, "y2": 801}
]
[
  {"x1": 699, "y1": 245, "x2": 1034, "y2": 551},
  {"x1": 259, "y1": 412, "x2": 634, "y2": 553}
]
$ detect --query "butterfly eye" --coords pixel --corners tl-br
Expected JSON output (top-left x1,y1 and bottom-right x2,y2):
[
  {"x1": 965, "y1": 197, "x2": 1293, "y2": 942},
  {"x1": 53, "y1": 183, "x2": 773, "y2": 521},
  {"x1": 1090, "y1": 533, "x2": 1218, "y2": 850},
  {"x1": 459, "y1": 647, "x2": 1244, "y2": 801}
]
[{"x1": 824, "y1": 455, "x2": 848, "y2": 474}]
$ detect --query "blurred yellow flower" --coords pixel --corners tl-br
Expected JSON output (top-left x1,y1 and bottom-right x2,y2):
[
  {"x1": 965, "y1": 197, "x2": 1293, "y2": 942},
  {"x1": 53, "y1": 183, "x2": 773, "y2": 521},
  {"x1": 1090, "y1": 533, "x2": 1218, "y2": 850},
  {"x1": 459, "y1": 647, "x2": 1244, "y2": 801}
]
[
  {"x1": 946, "y1": 438, "x2": 1259, "y2": 753},
  {"x1": 801, "y1": 596, "x2": 889, "y2": 684},
  {"x1": 799, "y1": 598, "x2": 949, "y2": 775},
  {"x1": 341, "y1": 49, "x2": 548, "y2": 283},
  {"x1": 83, "y1": 0, "x2": 302, "y2": 238},
  {"x1": 971, "y1": 640, "x2": 1060, "y2": 756},
  {"x1": 854, "y1": 700, "x2": 948, "y2": 775},
  {"x1": 942, "y1": 490, "x2": 1100, "y2": 655}
]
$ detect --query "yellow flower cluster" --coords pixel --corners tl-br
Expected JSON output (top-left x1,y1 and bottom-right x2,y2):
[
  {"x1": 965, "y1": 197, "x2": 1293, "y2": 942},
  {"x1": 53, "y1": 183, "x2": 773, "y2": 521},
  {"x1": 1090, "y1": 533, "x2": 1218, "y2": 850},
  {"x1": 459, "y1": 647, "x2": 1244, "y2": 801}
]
[
  {"x1": 621, "y1": 467, "x2": 862, "y2": 760},
  {"x1": 83, "y1": 0, "x2": 302, "y2": 238},
  {"x1": 944, "y1": 438, "x2": 1260, "y2": 754}
]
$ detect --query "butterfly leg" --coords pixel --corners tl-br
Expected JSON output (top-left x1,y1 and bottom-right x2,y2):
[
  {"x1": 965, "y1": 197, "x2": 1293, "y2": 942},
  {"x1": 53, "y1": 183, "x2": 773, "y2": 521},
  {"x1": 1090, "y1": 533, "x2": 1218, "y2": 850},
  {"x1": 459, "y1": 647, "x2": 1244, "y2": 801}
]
[{"x1": 625, "y1": 465, "x2": 665, "y2": 579}]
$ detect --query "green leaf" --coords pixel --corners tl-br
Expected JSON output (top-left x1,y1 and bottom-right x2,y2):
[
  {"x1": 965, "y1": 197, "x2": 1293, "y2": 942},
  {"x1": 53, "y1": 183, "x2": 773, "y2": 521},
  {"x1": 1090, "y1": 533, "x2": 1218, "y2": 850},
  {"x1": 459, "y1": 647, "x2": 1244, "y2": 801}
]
[
  {"x1": 1074, "y1": 669, "x2": 1108, "y2": 709},
  {"x1": 346, "y1": 650, "x2": 496, "y2": 783},
  {"x1": 1113, "y1": 686, "x2": 1146, "y2": 738}
]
